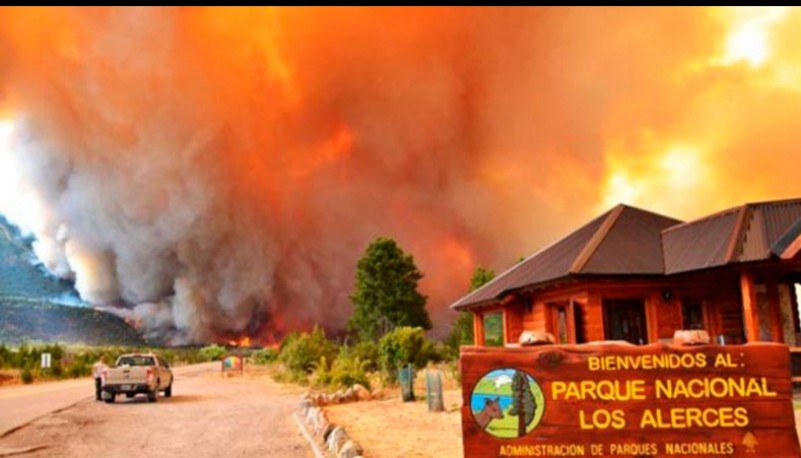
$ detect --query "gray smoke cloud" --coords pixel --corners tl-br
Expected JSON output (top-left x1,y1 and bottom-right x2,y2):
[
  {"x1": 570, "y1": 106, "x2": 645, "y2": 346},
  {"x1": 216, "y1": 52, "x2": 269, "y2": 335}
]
[{"x1": 2, "y1": 7, "x2": 797, "y2": 344}]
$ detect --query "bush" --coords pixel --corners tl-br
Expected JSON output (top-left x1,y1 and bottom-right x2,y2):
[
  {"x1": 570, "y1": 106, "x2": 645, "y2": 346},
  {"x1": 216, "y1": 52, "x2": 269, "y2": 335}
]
[
  {"x1": 378, "y1": 327, "x2": 432, "y2": 382},
  {"x1": 68, "y1": 362, "x2": 89, "y2": 378},
  {"x1": 251, "y1": 348, "x2": 278, "y2": 365},
  {"x1": 21, "y1": 367, "x2": 33, "y2": 384},
  {"x1": 279, "y1": 327, "x2": 337, "y2": 375},
  {"x1": 316, "y1": 354, "x2": 371, "y2": 391},
  {"x1": 339, "y1": 341, "x2": 380, "y2": 372},
  {"x1": 199, "y1": 344, "x2": 227, "y2": 362}
]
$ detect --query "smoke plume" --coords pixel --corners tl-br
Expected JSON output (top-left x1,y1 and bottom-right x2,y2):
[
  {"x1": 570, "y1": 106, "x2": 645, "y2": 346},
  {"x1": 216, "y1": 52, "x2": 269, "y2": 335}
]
[{"x1": 1, "y1": 7, "x2": 800, "y2": 343}]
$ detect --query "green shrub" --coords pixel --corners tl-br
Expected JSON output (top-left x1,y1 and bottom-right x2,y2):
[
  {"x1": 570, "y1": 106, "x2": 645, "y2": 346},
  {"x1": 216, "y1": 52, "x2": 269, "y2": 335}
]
[
  {"x1": 314, "y1": 354, "x2": 371, "y2": 391},
  {"x1": 346, "y1": 341, "x2": 380, "y2": 372},
  {"x1": 279, "y1": 327, "x2": 337, "y2": 375},
  {"x1": 21, "y1": 367, "x2": 33, "y2": 384},
  {"x1": 68, "y1": 362, "x2": 90, "y2": 378},
  {"x1": 330, "y1": 355, "x2": 371, "y2": 390},
  {"x1": 378, "y1": 327, "x2": 431, "y2": 382},
  {"x1": 199, "y1": 344, "x2": 226, "y2": 362},
  {"x1": 251, "y1": 348, "x2": 278, "y2": 365}
]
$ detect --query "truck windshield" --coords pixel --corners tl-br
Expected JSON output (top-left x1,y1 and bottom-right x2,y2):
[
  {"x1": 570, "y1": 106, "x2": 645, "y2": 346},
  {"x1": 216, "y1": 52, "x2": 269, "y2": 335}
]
[{"x1": 117, "y1": 356, "x2": 156, "y2": 367}]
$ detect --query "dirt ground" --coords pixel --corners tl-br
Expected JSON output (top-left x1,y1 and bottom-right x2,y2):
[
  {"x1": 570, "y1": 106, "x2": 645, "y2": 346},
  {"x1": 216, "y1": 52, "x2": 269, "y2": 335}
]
[
  {"x1": 0, "y1": 366, "x2": 311, "y2": 458},
  {"x1": 326, "y1": 387, "x2": 464, "y2": 458},
  {"x1": 329, "y1": 385, "x2": 801, "y2": 458}
]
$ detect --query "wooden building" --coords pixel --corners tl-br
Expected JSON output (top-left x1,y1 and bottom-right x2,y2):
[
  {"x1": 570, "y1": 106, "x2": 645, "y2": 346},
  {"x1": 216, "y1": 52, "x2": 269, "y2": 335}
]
[{"x1": 451, "y1": 199, "x2": 801, "y2": 347}]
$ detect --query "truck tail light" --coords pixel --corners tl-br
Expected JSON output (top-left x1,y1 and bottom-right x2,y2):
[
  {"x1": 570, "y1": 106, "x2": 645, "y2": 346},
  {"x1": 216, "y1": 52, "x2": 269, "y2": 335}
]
[
  {"x1": 146, "y1": 368, "x2": 154, "y2": 383},
  {"x1": 101, "y1": 369, "x2": 107, "y2": 384}
]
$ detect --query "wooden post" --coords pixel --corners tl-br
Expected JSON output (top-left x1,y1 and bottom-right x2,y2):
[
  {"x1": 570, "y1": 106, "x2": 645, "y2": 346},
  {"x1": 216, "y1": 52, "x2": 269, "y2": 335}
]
[
  {"x1": 765, "y1": 274, "x2": 784, "y2": 343},
  {"x1": 426, "y1": 370, "x2": 444, "y2": 412},
  {"x1": 740, "y1": 271, "x2": 760, "y2": 342},
  {"x1": 567, "y1": 301, "x2": 577, "y2": 344},
  {"x1": 473, "y1": 311, "x2": 484, "y2": 346},
  {"x1": 646, "y1": 292, "x2": 660, "y2": 344},
  {"x1": 502, "y1": 308, "x2": 510, "y2": 345}
]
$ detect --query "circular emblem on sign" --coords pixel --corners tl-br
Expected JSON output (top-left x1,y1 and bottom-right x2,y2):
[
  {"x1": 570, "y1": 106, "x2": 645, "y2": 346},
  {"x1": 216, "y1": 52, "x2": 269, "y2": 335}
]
[{"x1": 471, "y1": 368, "x2": 545, "y2": 439}]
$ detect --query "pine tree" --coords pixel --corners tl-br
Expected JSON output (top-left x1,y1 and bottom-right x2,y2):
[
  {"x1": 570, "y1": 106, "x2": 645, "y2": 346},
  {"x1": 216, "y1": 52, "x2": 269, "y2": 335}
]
[
  {"x1": 347, "y1": 237, "x2": 431, "y2": 341},
  {"x1": 509, "y1": 370, "x2": 537, "y2": 437}
]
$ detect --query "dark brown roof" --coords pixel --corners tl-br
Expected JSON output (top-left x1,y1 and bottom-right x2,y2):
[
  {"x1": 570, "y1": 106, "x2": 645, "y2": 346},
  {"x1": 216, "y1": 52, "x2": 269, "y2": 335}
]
[
  {"x1": 451, "y1": 198, "x2": 801, "y2": 312},
  {"x1": 663, "y1": 198, "x2": 801, "y2": 274},
  {"x1": 451, "y1": 205, "x2": 681, "y2": 310}
]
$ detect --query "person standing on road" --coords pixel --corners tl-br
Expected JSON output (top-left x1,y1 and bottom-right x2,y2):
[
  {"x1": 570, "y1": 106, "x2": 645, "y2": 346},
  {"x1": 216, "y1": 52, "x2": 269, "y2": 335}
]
[{"x1": 92, "y1": 357, "x2": 108, "y2": 401}]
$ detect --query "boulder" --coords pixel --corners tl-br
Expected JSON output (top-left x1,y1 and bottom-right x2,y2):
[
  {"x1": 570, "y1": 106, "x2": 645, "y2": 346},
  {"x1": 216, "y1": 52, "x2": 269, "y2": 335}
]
[
  {"x1": 327, "y1": 427, "x2": 348, "y2": 452},
  {"x1": 352, "y1": 384, "x2": 371, "y2": 401},
  {"x1": 339, "y1": 440, "x2": 363, "y2": 458},
  {"x1": 673, "y1": 329, "x2": 711, "y2": 346},
  {"x1": 320, "y1": 423, "x2": 335, "y2": 442},
  {"x1": 518, "y1": 330, "x2": 555, "y2": 346}
]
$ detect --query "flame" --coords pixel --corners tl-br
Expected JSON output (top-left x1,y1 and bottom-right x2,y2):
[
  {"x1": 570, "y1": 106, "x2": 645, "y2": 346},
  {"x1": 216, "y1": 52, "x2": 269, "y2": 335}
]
[
  {"x1": 226, "y1": 336, "x2": 253, "y2": 347},
  {"x1": 719, "y1": 7, "x2": 788, "y2": 67}
]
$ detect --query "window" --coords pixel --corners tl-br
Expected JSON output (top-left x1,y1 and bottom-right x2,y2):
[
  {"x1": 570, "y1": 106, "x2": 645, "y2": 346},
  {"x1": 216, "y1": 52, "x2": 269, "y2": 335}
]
[
  {"x1": 117, "y1": 356, "x2": 155, "y2": 367},
  {"x1": 603, "y1": 299, "x2": 648, "y2": 345},
  {"x1": 483, "y1": 312, "x2": 504, "y2": 347},
  {"x1": 682, "y1": 299, "x2": 705, "y2": 330}
]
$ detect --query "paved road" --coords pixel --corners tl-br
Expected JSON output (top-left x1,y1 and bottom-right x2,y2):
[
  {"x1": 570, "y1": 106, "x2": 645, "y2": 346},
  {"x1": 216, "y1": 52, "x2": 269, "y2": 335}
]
[
  {"x1": 0, "y1": 362, "x2": 218, "y2": 438},
  {"x1": 0, "y1": 363, "x2": 311, "y2": 457}
]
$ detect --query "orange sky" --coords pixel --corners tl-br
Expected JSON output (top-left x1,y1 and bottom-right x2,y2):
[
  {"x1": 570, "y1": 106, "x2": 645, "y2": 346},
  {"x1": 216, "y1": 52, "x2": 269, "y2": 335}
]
[{"x1": 0, "y1": 7, "x2": 800, "y2": 341}]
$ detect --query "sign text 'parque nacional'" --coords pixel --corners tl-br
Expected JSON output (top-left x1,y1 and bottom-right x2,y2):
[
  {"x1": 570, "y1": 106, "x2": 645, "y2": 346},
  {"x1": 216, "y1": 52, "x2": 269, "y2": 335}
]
[{"x1": 460, "y1": 343, "x2": 800, "y2": 458}]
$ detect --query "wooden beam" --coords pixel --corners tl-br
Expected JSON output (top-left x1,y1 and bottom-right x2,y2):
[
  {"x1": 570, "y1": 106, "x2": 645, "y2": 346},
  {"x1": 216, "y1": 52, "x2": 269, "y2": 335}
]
[
  {"x1": 765, "y1": 274, "x2": 784, "y2": 343},
  {"x1": 725, "y1": 206, "x2": 751, "y2": 262},
  {"x1": 567, "y1": 300, "x2": 577, "y2": 344},
  {"x1": 472, "y1": 311, "x2": 484, "y2": 346},
  {"x1": 740, "y1": 271, "x2": 760, "y2": 342},
  {"x1": 646, "y1": 292, "x2": 660, "y2": 343},
  {"x1": 780, "y1": 233, "x2": 801, "y2": 260},
  {"x1": 569, "y1": 205, "x2": 625, "y2": 273},
  {"x1": 502, "y1": 308, "x2": 510, "y2": 345}
]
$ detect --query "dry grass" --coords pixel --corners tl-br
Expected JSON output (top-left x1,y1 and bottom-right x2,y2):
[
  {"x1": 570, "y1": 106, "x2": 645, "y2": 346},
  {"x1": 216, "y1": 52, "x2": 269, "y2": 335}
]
[{"x1": 325, "y1": 365, "x2": 464, "y2": 458}]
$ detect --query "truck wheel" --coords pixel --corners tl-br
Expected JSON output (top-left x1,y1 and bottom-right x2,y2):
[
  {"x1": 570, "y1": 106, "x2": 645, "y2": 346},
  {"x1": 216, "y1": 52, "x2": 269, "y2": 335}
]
[
  {"x1": 165, "y1": 383, "x2": 172, "y2": 398},
  {"x1": 148, "y1": 389, "x2": 158, "y2": 403},
  {"x1": 104, "y1": 393, "x2": 116, "y2": 404}
]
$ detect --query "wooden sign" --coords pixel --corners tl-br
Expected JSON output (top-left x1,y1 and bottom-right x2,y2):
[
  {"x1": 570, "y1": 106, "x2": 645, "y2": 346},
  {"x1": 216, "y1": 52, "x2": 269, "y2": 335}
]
[
  {"x1": 221, "y1": 354, "x2": 244, "y2": 376},
  {"x1": 460, "y1": 343, "x2": 800, "y2": 458}
]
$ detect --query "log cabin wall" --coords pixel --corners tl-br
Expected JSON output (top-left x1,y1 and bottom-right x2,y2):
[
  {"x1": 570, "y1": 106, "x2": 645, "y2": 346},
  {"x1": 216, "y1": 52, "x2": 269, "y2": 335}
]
[{"x1": 473, "y1": 266, "x2": 801, "y2": 347}]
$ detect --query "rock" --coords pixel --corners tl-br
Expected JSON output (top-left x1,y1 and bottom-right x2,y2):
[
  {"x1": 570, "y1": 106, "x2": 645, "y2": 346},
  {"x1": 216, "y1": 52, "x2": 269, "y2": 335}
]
[
  {"x1": 673, "y1": 329, "x2": 711, "y2": 346},
  {"x1": 343, "y1": 387, "x2": 355, "y2": 402},
  {"x1": 327, "y1": 426, "x2": 347, "y2": 452},
  {"x1": 352, "y1": 384, "x2": 371, "y2": 401},
  {"x1": 320, "y1": 423, "x2": 335, "y2": 442},
  {"x1": 305, "y1": 407, "x2": 320, "y2": 425},
  {"x1": 339, "y1": 440, "x2": 363, "y2": 458},
  {"x1": 371, "y1": 388, "x2": 383, "y2": 400},
  {"x1": 518, "y1": 330, "x2": 555, "y2": 346}
]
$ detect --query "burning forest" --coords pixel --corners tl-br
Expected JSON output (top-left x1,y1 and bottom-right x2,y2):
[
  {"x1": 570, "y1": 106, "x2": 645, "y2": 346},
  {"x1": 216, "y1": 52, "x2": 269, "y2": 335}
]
[{"x1": 1, "y1": 7, "x2": 801, "y2": 344}]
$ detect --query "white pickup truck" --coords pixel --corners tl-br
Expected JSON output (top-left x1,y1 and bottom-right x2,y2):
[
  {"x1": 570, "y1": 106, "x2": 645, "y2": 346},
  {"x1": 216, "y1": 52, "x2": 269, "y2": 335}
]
[{"x1": 101, "y1": 353, "x2": 173, "y2": 403}]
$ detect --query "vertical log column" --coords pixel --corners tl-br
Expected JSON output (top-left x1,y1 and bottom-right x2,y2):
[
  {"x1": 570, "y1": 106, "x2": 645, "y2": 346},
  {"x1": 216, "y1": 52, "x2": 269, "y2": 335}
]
[
  {"x1": 740, "y1": 271, "x2": 761, "y2": 342},
  {"x1": 472, "y1": 311, "x2": 484, "y2": 346},
  {"x1": 765, "y1": 274, "x2": 784, "y2": 343}
]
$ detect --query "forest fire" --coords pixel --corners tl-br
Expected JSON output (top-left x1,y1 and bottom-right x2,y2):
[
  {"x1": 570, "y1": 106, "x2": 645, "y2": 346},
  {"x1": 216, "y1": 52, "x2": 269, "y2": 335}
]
[
  {"x1": 0, "y1": 7, "x2": 800, "y2": 344},
  {"x1": 227, "y1": 337, "x2": 253, "y2": 348}
]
